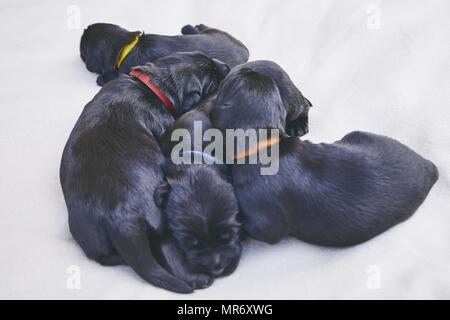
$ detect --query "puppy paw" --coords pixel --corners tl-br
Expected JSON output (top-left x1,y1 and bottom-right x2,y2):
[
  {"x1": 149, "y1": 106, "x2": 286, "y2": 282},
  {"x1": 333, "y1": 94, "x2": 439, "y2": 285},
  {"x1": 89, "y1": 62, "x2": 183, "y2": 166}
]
[
  {"x1": 191, "y1": 274, "x2": 213, "y2": 290},
  {"x1": 195, "y1": 24, "x2": 209, "y2": 32},
  {"x1": 287, "y1": 115, "x2": 309, "y2": 137},
  {"x1": 96, "y1": 75, "x2": 106, "y2": 87},
  {"x1": 181, "y1": 25, "x2": 199, "y2": 35}
]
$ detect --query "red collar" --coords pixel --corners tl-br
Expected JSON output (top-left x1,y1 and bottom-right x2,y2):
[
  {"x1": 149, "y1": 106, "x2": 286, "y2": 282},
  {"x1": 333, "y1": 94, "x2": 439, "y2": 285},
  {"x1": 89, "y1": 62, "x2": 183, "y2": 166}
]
[{"x1": 129, "y1": 69, "x2": 176, "y2": 115}]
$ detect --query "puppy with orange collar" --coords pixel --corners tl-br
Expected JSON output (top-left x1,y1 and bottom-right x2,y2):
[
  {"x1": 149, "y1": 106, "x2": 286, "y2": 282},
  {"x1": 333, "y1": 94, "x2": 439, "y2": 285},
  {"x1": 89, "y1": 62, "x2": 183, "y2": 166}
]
[
  {"x1": 211, "y1": 68, "x2": 439, "y2": 246},
  {"x1": 229, "y1": 61, "x2": 313, "y2": 137}
]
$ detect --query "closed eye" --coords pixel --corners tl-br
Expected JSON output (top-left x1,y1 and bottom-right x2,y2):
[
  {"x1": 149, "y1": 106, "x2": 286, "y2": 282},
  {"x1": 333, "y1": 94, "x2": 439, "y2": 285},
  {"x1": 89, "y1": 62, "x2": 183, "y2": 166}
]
[
  {"x1": 187, "y1": 90, "x2": 201, "y2": 98},
  {"x1": 219, "y1": 229, "x2": 236, "y2": 241},
  {"x1": 183, "y1": 235, "x2": 199, "y2": 247},
  {"x1": 182, "y1": 91, "x2": 202, "y2": 110},
  {"x1": 187, "y1": 91, "x2": 201, "y2": 103},
  {"x1": 214, "y1": 98, "x2": 229, "y2": 107}
]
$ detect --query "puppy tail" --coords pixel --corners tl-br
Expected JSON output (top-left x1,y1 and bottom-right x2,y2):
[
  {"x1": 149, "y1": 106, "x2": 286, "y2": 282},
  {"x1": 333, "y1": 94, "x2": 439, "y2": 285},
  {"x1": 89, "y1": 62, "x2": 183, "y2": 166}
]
[
  {"x1": 425, "y1": 159, "x2": 439, "y2": 186},
  {"x1": 304, "y1": 97, "x2": 313, "y2": 107},
  {"x1": 106, "y1": 219, "x2": 193, "y2": 294}
]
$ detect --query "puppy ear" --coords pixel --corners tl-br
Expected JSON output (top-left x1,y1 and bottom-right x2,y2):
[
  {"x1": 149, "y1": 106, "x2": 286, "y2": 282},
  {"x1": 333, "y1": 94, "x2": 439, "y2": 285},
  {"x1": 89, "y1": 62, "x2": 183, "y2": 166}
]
[
  {"x1": 212, "y1": 59, "x2": 230, "y2": 79},
  {"x1": 154, "y1": 181, "x2": 171, "y2": 209}
]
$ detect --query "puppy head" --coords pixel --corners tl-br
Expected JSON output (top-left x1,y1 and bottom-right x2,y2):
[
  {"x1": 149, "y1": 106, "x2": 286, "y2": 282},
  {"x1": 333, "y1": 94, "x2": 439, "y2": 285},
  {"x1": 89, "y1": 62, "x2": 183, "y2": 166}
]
[
  {"x1": 136, "y1": 52, "x2": 230, "y2": 116},
  {"x1": 233, "y1": 60, "x2": 313, "y2": 136},
  {"x1": 80, "y1": 23, "x2": 140, "y2": 74},
  {"x1": 155, "y1": 165, "x2": 241, "y2": 277},
  {"x1": 210, "y1": 68, "x2": 286, "y2": 132}
]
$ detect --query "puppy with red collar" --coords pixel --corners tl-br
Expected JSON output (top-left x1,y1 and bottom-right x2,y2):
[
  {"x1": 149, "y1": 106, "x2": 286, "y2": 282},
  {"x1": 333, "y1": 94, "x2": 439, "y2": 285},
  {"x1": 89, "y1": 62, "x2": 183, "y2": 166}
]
[{"x1": 60, "y1": 52, "x2": 230, "y2": 293}]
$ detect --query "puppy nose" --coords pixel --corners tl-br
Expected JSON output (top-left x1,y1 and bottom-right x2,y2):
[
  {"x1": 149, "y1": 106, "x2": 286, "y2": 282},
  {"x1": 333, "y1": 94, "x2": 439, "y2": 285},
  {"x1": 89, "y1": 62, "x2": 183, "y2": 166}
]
[
  {"x1": 212, "y1": 254, "x2": 221, "y2": 267},
  {"x1": 211, "y1": 254, "x2": 224, "y2": 274}
]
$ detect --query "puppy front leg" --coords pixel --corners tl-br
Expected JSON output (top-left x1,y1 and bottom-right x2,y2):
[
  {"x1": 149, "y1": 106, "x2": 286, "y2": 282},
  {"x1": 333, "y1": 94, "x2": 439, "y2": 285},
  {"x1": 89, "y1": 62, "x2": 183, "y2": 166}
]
[
  {"x1": 287, "y1": 113, "x2": 309, "y2": 137},
  {"x1": 156, "y1": 235, "x2": 213, "y2": 290},
  {"x1": 105, "y1": 218, "x2": 193, "y2": 293},
  {"x1": 286, "y1": 96, "x2": 313, "y2": 137}
]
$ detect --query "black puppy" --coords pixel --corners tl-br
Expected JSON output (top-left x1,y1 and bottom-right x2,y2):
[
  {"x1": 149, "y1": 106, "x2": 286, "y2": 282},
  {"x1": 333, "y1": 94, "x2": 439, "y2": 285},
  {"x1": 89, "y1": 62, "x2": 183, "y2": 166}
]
[
  {"x1": 212, "y1": 61, "x2": 313, "y2": 137},
  {"x1": 155, "y1": 97, "x2": 242, "y2": 280},
  {"x1": 80, "y1": 23, "x2": 249, "y2": 86},
  {"x1": 60, "y1": 52, "x2": 230, "y2": 293},
  {"x1": 211, "y1": 69, "x2": 439, "y2": 246},
  {"x1": 161, "y1": 95, "x2": 218, "y2": 156}
]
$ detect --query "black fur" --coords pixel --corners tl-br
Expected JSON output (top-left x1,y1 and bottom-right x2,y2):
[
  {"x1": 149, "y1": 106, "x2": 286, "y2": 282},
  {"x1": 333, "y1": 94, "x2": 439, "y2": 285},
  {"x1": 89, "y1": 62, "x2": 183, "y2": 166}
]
[
  {"x1": 156, "y1": 98, "x2": 242, "y2": 280},
  {"x1": 80, "y1": 23, "x2": 249, "y2": 86},
  {"x1": 60, "y1": 52, "x2": 229, "y2": 293},
  {"x1": 161, "y1": 95, "x2": 220, "y2": 157},
  {"x1": 211, "y1": 61, "x2": 312, "y2": 137},
  {"x1": 211, "y1": 69, "x2": 439, "y2": 246},
  {"x1": 154, "y1": 164, "x2": 242, "y2": 277}
]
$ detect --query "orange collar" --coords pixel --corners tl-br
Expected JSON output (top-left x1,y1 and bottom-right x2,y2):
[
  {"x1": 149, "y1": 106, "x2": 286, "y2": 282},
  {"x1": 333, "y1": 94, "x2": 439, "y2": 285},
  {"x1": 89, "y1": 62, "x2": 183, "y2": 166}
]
[
  {"x1": 129, "y1": 69, "x2": 176, "y2": 116},
  {"x1": 233, "y1": 135, "x2": 282, "y2": 160}
]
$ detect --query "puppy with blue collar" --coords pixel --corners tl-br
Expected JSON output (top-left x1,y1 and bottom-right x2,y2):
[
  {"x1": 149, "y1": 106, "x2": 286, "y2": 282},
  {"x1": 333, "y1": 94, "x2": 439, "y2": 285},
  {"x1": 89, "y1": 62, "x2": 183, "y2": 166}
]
[{"x1": 155, "y1": 97, "x2": 242, "y2": 285}]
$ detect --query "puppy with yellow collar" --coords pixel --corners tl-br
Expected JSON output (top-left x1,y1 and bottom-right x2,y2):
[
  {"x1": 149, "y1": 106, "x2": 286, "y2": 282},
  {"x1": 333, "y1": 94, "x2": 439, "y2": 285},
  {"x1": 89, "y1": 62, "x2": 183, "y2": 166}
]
[{"x1": 80, "y1": 23, "x2": 249, "y2": 86}]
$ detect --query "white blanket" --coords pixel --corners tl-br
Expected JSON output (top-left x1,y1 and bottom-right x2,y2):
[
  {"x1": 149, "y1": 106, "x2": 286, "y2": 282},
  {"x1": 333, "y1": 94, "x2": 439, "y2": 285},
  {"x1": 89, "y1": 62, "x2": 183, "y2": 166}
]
[{"x1": 1, "y1": 0, "x2": 449, "y2": 299}]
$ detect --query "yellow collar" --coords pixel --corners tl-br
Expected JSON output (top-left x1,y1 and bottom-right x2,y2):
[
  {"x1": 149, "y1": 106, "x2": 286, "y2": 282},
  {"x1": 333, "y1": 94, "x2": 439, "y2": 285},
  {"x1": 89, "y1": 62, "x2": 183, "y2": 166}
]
[{"x1": 116, "y1": 32, "x2": 142, "y2": 70}]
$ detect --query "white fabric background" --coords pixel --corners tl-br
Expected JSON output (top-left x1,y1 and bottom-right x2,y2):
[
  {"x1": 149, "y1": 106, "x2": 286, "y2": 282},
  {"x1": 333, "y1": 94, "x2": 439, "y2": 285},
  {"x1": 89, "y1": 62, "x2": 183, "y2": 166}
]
[{"x1": 0, "y1": 0, "x2": 449, "y2": 299}]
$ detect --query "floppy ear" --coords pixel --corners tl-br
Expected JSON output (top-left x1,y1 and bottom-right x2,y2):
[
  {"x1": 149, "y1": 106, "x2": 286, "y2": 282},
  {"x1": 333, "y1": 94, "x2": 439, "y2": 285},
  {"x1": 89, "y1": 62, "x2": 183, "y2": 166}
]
[
  {"x1": 212, "y1": 59, "x2": 230, "y2": 79},
  {"x1": 154, "y1": 181, "x2": 171, "y2": 209}
]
